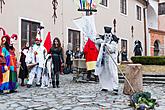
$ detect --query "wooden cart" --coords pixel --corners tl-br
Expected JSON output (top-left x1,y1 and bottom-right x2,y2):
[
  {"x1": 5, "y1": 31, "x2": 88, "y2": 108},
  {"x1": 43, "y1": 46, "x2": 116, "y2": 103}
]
[{"x1": 72, "y1": 59, "x2": 87, "y2": 81}]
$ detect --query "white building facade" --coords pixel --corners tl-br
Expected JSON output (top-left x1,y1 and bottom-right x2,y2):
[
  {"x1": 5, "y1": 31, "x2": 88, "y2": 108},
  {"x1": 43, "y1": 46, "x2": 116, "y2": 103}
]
[{"x1": 0, "y1": 0, "x2": 147, "y2": 61}]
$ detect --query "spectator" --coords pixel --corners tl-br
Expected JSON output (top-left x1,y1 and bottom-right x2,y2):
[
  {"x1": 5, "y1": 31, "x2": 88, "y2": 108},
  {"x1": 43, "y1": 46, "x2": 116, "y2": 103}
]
[
  {"x1": 74, "y1": 47, "x2": 83, "y2": 59},
  {"x1": 18, "y1": 42, "x2": 29, "y2": 86},
  {"x1": 65, "y1": 43, "x2": 73, "y2": 73},
  {"x1": 49, "y1": 37, "x2": 64, "y2": 88}
]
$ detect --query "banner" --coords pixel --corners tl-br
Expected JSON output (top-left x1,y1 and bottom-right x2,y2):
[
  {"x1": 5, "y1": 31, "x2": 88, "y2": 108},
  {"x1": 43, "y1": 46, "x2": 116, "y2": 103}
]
[{"x1": 73, "y1": 15, "x2": 97, "y2": 40}]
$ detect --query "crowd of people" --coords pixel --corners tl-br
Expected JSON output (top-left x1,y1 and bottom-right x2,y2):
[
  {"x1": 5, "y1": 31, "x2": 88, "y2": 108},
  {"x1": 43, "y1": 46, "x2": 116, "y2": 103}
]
[{"x1": 0, "y1": 26, "x2": 120, "y2": 95}]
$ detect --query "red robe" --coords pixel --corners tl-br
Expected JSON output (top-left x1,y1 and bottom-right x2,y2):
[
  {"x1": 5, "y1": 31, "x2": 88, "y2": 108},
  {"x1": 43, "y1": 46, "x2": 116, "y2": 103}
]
[{"x1": 83, "y1": 38, "x2": 99, "y2": 70}]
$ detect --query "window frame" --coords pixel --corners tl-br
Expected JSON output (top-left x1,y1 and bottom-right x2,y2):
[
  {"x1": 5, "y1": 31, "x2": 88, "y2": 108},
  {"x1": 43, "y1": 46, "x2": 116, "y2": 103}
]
[
  {"x1": 120, "y1": 0, "x2": 127, "y2": 15},
  {"x1": 136, "y1": 5, "x2": 142, "y2": 21},
  {"x1": 19, "y1": 17, "x2": 43, "y2": 51},
  {"x1": 99, "y1": 0, "x2": 109, "y2": 7},
  {"x1": 68, "y1": 29, "x2": 81, "y2": 51},
  {"x1": 158, "y1": 3, "x2": 165, "y2": 15}
]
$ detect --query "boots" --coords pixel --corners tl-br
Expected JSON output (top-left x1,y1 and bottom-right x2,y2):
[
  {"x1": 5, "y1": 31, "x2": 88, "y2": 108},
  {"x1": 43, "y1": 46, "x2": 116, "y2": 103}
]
[
  {"x1": 52, "y1": 81, "x2": 55, "y2": 88},
  {"x1": 56, "y1": 81, "x2": 59, "y2": 88},
  {"x1": 52, "y1": 81, "x2": 59, "y2": 88},
  {"x1": 21, "y1": 79, "x2": 25, "y2": 86}
]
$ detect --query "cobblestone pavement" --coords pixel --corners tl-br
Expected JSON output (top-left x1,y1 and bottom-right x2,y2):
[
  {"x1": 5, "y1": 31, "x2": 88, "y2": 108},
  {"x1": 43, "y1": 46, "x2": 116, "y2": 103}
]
[{"x1": 0, "y1": 74, "x2": 165, "y2": 110}]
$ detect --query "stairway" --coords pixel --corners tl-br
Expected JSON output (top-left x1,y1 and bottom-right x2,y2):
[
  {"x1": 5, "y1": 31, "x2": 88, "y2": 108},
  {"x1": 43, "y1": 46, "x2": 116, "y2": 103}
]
[{"x1": 119, "y1": 73, "x2": 165, "y2": 84}]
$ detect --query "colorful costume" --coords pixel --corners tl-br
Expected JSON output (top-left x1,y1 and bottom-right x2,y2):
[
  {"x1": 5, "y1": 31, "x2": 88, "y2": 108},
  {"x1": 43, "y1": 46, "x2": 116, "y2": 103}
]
[
  {"x1": 0, "y1": 47, "x2": 9, "y2": 91},
  {"x1": 0, "y1": 33, "x2": 18, "y2": 92}
]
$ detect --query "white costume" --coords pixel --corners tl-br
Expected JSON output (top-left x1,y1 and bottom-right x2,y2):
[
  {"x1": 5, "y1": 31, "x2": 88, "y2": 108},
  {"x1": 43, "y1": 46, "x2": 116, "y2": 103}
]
[
  {"x1": 95, "y1": 27, "x2": 119, "y2": 92},
  {"x1": 27, "y1": 44, "x2": 47, "y2": 86},
  {"x1": 41, "y1": 54, "x2": 53, "y2": 88}
]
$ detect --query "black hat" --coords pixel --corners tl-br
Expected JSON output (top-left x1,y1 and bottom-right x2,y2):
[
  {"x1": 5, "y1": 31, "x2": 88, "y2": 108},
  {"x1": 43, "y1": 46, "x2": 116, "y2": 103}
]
[{"x1": 104, "y1": 26, "x2": 112, "y2": 33}]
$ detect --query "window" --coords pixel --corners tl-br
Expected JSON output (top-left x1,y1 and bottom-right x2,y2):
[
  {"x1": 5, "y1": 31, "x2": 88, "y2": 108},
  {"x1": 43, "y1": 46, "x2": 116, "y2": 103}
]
[
  {"x1": 68, "y1": 29, "x2": 80, "y2": 51},
  {"x1": 21, "y1": 19, "x2": 40, "y2": 48},
  {"x1": 121, "y1": 39, "x2": 127, "y2": 51},
  {"x1": 154, "y1": 40, "x2": 160, "y2": 56},
  {"x1": 158, "y1": 3, "x2": 165, "y2": 15},
  {"x1": 121, "y1": 39, "x2": 127, "y2": 61},
  {"x1": 120, "y1": 0, "x2": 127, "y2": 15},
  {"x1": 100, "y1": 0, "x2": 108, "y2": 7},
  {"x1": 136, "y1": 5, "x2": 141, "y2": 21}
]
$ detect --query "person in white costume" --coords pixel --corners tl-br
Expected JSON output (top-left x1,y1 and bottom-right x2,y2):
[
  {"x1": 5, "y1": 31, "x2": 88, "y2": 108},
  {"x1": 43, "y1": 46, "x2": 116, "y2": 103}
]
[
  {"x1": 40, "y1": 54, "x2": 52, "y2": 88},
  {"x1": 95, "y1": 26, "x2": 119, "y2": 95},
  {"x1": 27, "y1": 30, "x2": 47, "y2": 88}
]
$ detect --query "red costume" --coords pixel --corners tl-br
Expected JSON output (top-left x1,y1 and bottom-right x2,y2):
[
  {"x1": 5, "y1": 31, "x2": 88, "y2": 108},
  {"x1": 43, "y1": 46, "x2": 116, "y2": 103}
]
[{"x1": 83, "y1": 38, "x2": 99, "y2": 70}]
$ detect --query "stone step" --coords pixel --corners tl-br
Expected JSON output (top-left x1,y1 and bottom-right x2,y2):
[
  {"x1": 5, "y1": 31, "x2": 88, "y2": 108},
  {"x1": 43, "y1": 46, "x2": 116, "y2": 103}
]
[{"x1": 118, "y1": 73, "x2": 165, "y2": 84}]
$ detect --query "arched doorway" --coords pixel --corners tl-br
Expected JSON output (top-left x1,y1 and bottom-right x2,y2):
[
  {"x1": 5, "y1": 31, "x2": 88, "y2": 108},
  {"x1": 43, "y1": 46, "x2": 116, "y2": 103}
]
[{"x1": 154, "y1": 40, "x2": 160, "y2": 56}]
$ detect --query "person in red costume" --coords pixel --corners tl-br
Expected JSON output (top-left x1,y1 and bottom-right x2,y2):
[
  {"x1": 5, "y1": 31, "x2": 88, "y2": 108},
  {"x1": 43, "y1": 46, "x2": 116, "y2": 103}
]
[{"x1": 83, "y1": 38, "x2": 99, "y2": 81}]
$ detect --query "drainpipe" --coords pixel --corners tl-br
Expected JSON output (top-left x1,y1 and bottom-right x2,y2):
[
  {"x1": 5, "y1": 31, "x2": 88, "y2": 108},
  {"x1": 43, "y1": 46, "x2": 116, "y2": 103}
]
[
  {"x1": 143, "y1": 0, "x2": 149, "y2": 56},
  {"x1": 143, "y1": 8, "x2": 147, "y2": 56}
]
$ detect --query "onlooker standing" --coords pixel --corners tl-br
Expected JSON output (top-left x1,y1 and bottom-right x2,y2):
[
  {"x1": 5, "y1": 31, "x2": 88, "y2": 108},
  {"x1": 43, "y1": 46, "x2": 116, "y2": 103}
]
[
  {"x1": 19, "y1": 42, "x2": 29, "y2": 86},
  {"x1": 74, "y1": 47, "x2": 83, "y2": 59},
  {"x1": 65, "y1": 43, "x2": 73, "y2": 73},
  {"x1": 121, "y1": 47, "x2": 128, "y2": 61},
  {"x1": 49, "y1": 37, "x2": 64, "y2": 88}
]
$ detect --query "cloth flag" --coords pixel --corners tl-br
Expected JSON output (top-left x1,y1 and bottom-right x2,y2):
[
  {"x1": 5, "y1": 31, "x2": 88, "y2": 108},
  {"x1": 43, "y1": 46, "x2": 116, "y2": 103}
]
[
  {"x1": 73, "y1": 15, "x2": 96, "y2": 40},
  {"x1": 44, "y1": 32, "x2": 52, "y2": 53}
]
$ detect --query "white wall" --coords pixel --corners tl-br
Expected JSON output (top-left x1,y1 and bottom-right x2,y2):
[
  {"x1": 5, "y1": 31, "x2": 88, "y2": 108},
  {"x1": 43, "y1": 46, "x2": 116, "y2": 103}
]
[
  {"x1": 0, "y1": 0, "x2": 146, "y2": 60},
  {"x1": 147, "y1": 0, "x2": 158, "y2": 29}
]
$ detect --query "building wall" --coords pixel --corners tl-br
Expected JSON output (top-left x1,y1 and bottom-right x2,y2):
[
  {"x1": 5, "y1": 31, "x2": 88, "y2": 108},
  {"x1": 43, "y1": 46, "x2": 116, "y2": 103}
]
[
  {"x1": 0, "y1": 0, "x2": 62, "y2": 56},
  {"x1": 149, "y1": 29, "x2": 165, "y2": 56},
  {"x1": 158, "y1": 15, "x2": 165, "y2": 31},
  {"x1": 62, "y1": 0, "x2": 146, "y2": 60},
  {"x1": 0, "y1": 0, "x2": 146, "y2": 60}
]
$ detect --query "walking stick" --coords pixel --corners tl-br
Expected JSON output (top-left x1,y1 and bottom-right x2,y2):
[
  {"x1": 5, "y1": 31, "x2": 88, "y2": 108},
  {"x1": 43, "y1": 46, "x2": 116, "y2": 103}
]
[{"x1": 105, "y1": 45, "x2": 135, "y2": 93}]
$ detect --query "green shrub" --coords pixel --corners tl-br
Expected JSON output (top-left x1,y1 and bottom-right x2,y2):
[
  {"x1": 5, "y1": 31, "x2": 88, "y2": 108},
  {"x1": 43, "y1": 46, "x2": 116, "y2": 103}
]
[{"x1": 131, "y1": 56, "x2": 165, "y2": 65}]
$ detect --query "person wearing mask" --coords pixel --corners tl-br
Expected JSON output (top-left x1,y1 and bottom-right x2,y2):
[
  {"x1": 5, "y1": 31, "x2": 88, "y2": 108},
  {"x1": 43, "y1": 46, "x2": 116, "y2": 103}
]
[
  {"x1": 95, "y1": 26, "x2": 119, "y2": 95},
  {"x1": 27, "y1": 31, "x2": 47, "y2": 88},
  {"x1": 0, "y1": 33, "x2": 18, "y2": 93}
]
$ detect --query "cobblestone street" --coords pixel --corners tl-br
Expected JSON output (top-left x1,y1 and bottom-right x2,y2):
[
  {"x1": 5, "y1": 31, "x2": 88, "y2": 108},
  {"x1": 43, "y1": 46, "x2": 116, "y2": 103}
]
[{"x1": 0, "y1": 74, "x2": 165, "y2": 110}]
